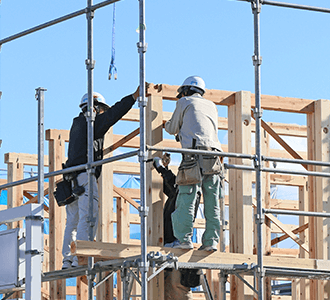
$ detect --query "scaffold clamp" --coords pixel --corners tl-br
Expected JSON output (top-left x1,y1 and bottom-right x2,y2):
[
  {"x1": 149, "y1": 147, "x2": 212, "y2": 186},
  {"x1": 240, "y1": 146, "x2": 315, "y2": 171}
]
[
  {"x1": 255, "y1": 213, "x2": 265, "y2": 224},
  {"x1": 138, "y1": 260, "x2": 150, "y2": 273},
  {"x1": 26, "y1": 215, "x2": 44, "y2": 221},
  {"x1": 85, "y1": 59, "x2": 95, "y2": 70},
  {"x1": 252, "y1": 55, "x2": 262, "y2": 66},
  {"x1": 138, "y1": 96, "x2": 148, "y2": 107},
  {"x1": 138, "y1": 206, "x2": 149, "y2": 218},
  {"x1": 251, "y1": 0, "x2": 262, "y2": 13},
  {"x1": 137, "y1": 42, "x2": 148, "y2": 53}
]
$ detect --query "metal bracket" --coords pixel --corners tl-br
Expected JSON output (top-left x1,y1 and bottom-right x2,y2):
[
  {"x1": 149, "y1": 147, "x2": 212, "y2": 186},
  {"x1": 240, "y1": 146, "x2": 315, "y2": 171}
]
[
  {"x1": 85, "y1": 8, "x2": 95, "y2": 18},
  {"x1": 255, "y1": 213, "x2": 265, "y2": 225},
  {"x1": 253, "y1": 107, "x2": 263, "y2": 118},
  {"x1": 137, "y1": 42, "x2": 148, "y2": 53},
  {"x1": 138, "y1": 96, "x2": 148, "y2": 108},
  {"x1": 86, "y1": 167, "x2": 96, "y2": 174},
  {"x1": 137, "y1": 260, "x2": 150, "y2": 273},
  {"x1": 25, "y1": 249, "x2": 42, "y2": 255},
  {"x1": 25, "y1": 215, "x2": 44, "y2": 221},
  {"x1": 234, "y1": 272, "x2": 258, "y2": 294},
  {"x1": 138, "y1": 149, "x2": 148, "y2": 162},
  {"x1": 138, "y1": 206, "x2": 149, "y2": 218},
  {"x1": 252, "y1": 54, "x2": 262, "y2": 66},
  {"x1": 85, "y1": 59, "x2": 95, "y2": 70},
  {"x1": 251, "y1": 0, "x2": 262, "y2": 13}
]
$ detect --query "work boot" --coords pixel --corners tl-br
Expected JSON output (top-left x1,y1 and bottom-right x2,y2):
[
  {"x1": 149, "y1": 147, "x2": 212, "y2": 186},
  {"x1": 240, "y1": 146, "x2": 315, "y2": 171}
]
[
  {"x1": 71, "y1": 256, "x2": 79, "y2": 267},
  {"x1": 173, "y1": 241, "x2": 193, "y2": 250},
  {"x1": 62, "y1": 260, "x2": 72, "y2": 270},
  {"x1": 198, "y1": 244, "x2": 217, "y2": 252}
]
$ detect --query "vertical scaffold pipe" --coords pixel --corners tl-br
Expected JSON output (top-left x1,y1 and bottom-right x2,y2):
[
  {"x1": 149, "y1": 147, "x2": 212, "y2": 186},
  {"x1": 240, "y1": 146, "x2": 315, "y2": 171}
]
[
  {"x1": 36, "y1": 87, "x2": 46, "y2": 253},
  {"x1": 251, "y1": 0, "x2": 264, "y2": 299},
  {"x1": 36, "y1": 87, "x2": 46, "y2": 208},
  {"x1": 137, "y1": 0, "x2": 149, "y2": 299},
  {"x1": 251, "y1": 0, "x2": 264, "y2": 300},
  {"x1": 86, "y1": 0, "x2": 95, "y2": 299}
]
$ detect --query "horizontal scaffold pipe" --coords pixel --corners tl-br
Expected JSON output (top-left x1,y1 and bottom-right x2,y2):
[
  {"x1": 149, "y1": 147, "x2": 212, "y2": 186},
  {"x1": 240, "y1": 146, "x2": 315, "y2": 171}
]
[
  {"x1": 148, "y1": 146, "x2": 255, "y2": 160},
  {"x1": 262, "y1": 167, "x2": 330, "y2": 178},
  {"x1": 264, "y1": 208, "x2": 330, "y2": 219},
  {"x1": 0, "y1": 0, "x2": 121, "y2": 46},
  {"x1": 264, "y1": 267, "x2": 330, "y2": 280},
  {"x1": 237, "y1": 0, "x2": 330, "y2": 14},
  {"x1": 263, "y1": 155, "x2": 330, "y2": 168},
  {"x1": 225, "y1": 163, "x2": 330, "y2": 179},
  {"x1": 0, "y1": 149, "x2": 138, "y2": 191}
]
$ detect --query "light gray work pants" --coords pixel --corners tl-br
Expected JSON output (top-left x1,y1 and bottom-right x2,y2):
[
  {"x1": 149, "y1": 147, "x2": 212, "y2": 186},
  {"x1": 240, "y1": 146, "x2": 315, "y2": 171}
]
[{"x1": 62, "y1": 172, "x2": 99, "y2": 263}]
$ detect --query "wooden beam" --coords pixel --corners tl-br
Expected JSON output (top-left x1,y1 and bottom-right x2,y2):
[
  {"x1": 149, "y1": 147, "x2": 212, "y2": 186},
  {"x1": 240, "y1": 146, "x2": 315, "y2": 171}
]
[
  {"x1": 266, "y1": 213, "x2": 309, "y2": 253},
  {"x1": 271, "y1": 223, "x2": 309, "y2": 246},
  {"x1": 71, "y1": 241, "x2": 330, "y2": 271},
  {"x1": 5, "y1": 152, "x2": 49, "y2": 167},
  {"x1": 147, "y1": 83, "x2": 315, "y2": 113},
  {"x1": 103, "y1": 128, "x2": 140, "y2": 155},
  {"x1": 113, "y1": 186, "x2": 139, "y2": 209},
  {"x1": 251, "y1": 110, "x2": 308, "y2": 170}
]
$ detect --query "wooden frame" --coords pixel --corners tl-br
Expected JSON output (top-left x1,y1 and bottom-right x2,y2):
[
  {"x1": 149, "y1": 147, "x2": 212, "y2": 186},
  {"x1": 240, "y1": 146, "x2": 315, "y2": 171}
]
[{"x1": 1, "y1": 84, "x2": 329, "y2": 300}]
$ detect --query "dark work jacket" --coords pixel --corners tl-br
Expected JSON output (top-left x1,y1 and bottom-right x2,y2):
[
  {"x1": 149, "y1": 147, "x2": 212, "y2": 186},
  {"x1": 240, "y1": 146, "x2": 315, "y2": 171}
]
[{"x1": 65, "y1": 94, "x2": 136, "y2": 178}]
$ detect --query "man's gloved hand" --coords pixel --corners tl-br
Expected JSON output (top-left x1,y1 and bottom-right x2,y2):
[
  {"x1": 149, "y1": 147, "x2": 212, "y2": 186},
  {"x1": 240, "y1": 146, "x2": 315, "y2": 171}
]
[
  {"x1": 153, "y1": 157, "x2": 164, "y2": 170},
  {"x1": 162, "y1": 153, "x2": 171, "y2": 167}
]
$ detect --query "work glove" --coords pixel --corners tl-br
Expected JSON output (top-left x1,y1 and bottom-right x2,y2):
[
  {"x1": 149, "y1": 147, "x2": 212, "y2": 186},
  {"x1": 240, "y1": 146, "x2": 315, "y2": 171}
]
[{"x1": 153, "y1": 157, "x2": 164, "y2": 170}]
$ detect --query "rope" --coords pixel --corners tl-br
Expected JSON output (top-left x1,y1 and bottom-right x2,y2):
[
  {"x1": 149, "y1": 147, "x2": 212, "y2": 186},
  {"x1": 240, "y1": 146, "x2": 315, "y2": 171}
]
[{"x1": 108, "y1": 3, "x2": 117, "y2": 80}]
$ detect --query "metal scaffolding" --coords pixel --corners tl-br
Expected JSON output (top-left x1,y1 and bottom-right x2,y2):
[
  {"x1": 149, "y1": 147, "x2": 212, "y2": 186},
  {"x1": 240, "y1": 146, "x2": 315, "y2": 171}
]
[{"x1": 1, "y1": 0, "x2": 330, "y2": 300}]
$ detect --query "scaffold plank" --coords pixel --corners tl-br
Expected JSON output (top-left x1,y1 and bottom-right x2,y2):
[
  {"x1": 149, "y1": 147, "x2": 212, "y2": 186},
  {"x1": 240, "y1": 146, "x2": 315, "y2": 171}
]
[{"x1": 71, "y1": 241, "x2": 330, "y2": 272}]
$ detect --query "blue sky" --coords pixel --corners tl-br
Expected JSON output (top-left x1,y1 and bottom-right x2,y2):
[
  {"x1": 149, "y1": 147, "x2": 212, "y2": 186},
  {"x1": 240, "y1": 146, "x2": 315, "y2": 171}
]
[{"x1": 0, "y1": 0, "x2": 330, "y2": 173}]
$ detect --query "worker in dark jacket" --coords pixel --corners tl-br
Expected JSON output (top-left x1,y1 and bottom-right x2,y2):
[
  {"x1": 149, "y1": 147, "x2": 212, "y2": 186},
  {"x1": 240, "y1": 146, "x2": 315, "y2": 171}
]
[{"x1": 62, "y1": 89, "x2": 139, "y2": 269}]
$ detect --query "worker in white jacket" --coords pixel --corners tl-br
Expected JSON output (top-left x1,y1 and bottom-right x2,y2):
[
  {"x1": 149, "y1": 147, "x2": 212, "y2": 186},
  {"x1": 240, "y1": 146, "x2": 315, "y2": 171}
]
[{"x1": 165, "y1": 76, "x2": 223, "y2": 251}]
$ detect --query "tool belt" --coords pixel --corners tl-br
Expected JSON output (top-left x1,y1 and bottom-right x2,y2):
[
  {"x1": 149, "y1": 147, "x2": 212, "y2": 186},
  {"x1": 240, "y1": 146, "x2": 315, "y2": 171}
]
[
  {"x1": 197, "y1": 146, "x2": 222, "y2": 175},
  {"x1": 176, "y1": 154, "x2": 202, "y2": 186},
  {"x1": 54, "y1": 164, "x2": 85, "y2": 207}
]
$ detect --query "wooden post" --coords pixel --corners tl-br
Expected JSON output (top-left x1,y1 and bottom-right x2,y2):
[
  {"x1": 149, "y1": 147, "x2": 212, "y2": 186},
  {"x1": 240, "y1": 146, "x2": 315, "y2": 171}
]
[
  {"x1": 228, "y1": 91, "x2": 253, "y2": 300},
  {"x1": 6, "y1": 159, "x2": 24, "y2": 300},
  {"x1": 46, "y1": 129, "x2": 66, "y2": 300},
  {"x1": 292, "y1": 183, "x2": 310, "y2": 300},
  {"x1": 96, "y1": 129, "x2": 114, "y2": 300},
  {"x1": 6, "y1": 160, "x2": 24, "y2": 229},
  {"x1": 146, "y1": 94, "x2": 165, "y2": 300},
  {"x1": 261, "y1": 128, "x2": 271, "y2": 300},
  {"x1": 307, "y1": 99, "x2": 330, "y2": 299}
]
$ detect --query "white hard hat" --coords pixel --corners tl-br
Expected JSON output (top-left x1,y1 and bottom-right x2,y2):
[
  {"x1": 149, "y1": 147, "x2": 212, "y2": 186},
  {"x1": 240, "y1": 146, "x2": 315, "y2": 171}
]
[
  {"x1": 80, "y1": 92, "x2": 110, "y2": 110},
  {"x1": 177, "y1": 76, "x2": 206, "y2": 94}
]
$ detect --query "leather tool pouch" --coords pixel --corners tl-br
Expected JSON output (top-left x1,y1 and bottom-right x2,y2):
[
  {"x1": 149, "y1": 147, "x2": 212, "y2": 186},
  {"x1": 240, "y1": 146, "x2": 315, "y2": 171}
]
[
  {"x1": 198, "y1": 147, "x2": 222, "y2": 175},
  {"x1": 176, "y1": 155, "x2": 202, "y2": 186}
]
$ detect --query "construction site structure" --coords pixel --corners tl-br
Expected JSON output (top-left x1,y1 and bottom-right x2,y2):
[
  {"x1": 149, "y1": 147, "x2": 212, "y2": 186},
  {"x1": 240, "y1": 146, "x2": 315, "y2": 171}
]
[{"x1": 1, "y1": 1, "x2": 330, "y2": 300}]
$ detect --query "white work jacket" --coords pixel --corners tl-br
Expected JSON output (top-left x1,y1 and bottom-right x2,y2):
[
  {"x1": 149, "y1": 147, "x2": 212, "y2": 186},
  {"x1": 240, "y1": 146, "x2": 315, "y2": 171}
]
[{"x1": 165, "y1": 93, "x2": 222, "y2": 151}]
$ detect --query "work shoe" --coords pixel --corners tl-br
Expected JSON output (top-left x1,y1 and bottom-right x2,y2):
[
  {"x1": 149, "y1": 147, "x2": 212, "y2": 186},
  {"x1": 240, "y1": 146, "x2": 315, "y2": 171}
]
[
  {"x1": 62, "y1": 260, "x2": 72, "y2": 270},
  {"x1": 173, "y1": 241, "x2": 194, "y2": 250},
  {"x1": 72, "y1": 257, "x2": 79, "y2": 268},
  {"x1": 198, "y1": 245, "x2": 217, "y2": 252},
  {"x1": 164, "y1": 240, "x2": 180, "y2": 248}
]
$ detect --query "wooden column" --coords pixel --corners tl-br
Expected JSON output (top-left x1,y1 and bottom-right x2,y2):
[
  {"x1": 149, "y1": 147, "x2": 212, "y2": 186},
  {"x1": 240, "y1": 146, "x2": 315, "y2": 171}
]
[
  {"x1": 307, "y1": 99, "x2": 330, "y2": 300},
  {"x1": 292, "y1": 183, "x2": 310, "y2": 300},
  {"x1": 96, "y1": 129, "x2": 114, "y2": 300},
  {"x1": 262, "y1": 129, "x2": 271, "y2": 300},
  {"x1": 6, "y1": 158, "x2": 24, "y2": 300},
  {"x1": 146, "y1": 94, "x2": 165, "y2": 300},
  {"x1": 46, "y1": 129, "x2": 66, "y2": 300},
  {"x1": 6, "y1": 159, "x2": 24, "y2": 229},
  {"x1": 228, "y1": 91, "x2": 253, "y2": 300}
]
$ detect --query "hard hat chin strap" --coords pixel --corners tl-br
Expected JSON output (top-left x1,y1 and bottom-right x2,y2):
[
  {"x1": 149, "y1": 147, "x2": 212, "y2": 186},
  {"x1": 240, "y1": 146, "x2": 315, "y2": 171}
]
[{"x1": 177, "y1": 86, "x2": 204, "y2": 99}]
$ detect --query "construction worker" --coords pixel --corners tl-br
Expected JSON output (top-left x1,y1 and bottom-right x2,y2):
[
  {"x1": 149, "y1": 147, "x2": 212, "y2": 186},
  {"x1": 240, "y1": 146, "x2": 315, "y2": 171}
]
[
  {"x1": 153, "y1": 154, "x2": 201, "y2": 300},
  {"x1": 165, "y1": 76, "x2": 223, "y2": 251},
  {"x1": 61, "y1": 89, "x2": 139, "y2": 269}
]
